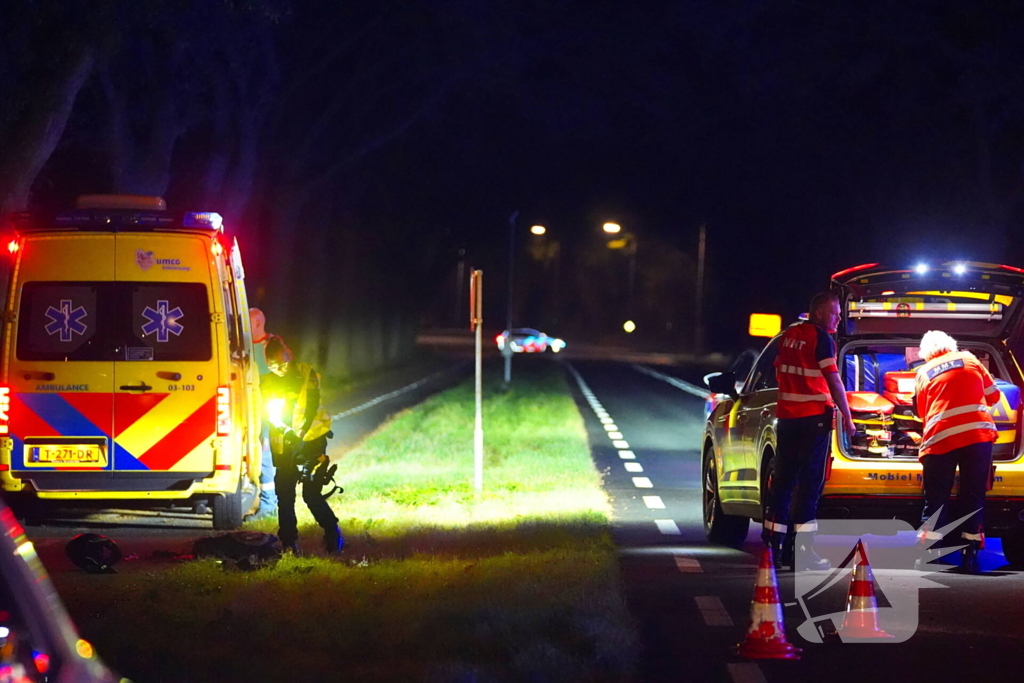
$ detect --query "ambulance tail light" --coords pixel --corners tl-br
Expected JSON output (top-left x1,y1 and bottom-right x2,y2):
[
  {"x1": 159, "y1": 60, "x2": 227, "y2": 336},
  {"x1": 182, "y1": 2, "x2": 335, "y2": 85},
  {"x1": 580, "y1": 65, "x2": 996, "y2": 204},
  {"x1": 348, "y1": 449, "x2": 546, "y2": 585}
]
[
  {"x1": 216, "y1": 386, "x2": 231, "y2": 436},
  {"x1": 0, "y1": 386, "x2": 9, "y2": 436},
  {"x1": 7, "y1": 239, "x2": 19, "y2": 254}
]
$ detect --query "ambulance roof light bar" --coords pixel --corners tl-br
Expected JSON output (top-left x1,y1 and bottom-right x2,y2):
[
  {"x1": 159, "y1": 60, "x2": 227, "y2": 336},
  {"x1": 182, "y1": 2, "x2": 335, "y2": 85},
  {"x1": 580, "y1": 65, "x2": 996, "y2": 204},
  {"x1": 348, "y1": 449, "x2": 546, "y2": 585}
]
[
  {"x1": 75, "y1": 195, "x2": 166, "y2": 211},
  {"x1": 182, "y1": 212, "x2": 223, "y2": 232},
  {"x1": 8, "y1": 208, "x2": 224, "y2": 234}
]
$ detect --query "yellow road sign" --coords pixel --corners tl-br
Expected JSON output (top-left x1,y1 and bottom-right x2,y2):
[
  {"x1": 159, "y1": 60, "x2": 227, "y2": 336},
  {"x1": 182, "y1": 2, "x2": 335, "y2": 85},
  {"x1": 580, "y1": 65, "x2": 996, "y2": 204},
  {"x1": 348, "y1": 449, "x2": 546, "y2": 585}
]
[{"x1": 749, "y1": 313, "x2": 782, "y2": 337}]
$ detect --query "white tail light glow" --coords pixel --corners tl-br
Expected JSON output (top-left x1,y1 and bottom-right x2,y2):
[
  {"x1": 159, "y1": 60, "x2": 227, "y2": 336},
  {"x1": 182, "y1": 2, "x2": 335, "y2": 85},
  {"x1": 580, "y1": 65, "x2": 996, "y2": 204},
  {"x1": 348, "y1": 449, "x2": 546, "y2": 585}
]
[
  {"x1": 216, "y1": 386, "x2": 231, "y2": 436},
  {"x1": 0, "y1": 387, "x2": 9, "y2": 435}
]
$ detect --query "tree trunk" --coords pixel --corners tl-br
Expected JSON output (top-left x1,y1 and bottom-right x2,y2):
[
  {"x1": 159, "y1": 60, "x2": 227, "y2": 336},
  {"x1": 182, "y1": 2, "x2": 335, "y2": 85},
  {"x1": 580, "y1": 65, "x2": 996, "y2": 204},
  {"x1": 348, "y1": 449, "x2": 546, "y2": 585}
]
[{"x1": 0, "y1": 45, "x2": 95, "y2": 213}]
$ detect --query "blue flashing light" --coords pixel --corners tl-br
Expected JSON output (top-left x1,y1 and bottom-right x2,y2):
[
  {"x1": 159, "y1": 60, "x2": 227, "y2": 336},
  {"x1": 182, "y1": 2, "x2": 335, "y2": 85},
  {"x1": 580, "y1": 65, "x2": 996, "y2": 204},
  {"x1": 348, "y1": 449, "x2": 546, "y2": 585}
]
[
  {"x1": 953, "y1": 263, "x2": 967, "y2": 275},
  {"x1": 915, "y1": 263, "x2": 929, "y2": 275},
  {"x1": 183, "y1": 212, "x2": 224, "y2": 232}
]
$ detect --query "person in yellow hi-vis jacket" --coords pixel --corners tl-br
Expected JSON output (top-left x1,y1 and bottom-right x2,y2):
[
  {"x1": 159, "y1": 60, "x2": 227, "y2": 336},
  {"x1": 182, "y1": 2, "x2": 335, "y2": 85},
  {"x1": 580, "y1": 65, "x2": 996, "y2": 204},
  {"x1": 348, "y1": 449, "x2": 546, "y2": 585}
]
[{"x1": 262, "y1": 337, "x2": 342, "y2": 554}]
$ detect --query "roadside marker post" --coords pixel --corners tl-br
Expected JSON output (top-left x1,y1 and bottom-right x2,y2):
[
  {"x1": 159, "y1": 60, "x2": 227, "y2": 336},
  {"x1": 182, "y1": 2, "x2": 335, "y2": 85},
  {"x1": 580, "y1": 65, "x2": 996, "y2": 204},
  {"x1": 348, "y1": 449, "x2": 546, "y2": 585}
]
[{"x1": 470, "y1": 270, "x2": 484, "y2": 492}]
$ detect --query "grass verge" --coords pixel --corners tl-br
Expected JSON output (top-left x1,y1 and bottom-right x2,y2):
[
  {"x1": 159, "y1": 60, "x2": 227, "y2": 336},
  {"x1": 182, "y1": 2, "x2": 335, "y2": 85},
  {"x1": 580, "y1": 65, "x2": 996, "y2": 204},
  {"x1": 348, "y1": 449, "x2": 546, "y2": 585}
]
[{"x1": 53, "y1": 360, "x2": 638, "y2": 682}]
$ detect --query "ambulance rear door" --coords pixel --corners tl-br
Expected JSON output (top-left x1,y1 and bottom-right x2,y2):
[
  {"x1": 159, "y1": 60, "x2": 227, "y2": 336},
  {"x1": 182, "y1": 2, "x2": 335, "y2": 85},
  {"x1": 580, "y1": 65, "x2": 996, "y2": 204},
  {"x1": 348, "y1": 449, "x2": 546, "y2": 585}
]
[
  {"x1": 111, "y1": 233, "x2": 220, "y2": 480},
  {"x1": 7, "y1": 234, "x2": 116, "y2": 481}
]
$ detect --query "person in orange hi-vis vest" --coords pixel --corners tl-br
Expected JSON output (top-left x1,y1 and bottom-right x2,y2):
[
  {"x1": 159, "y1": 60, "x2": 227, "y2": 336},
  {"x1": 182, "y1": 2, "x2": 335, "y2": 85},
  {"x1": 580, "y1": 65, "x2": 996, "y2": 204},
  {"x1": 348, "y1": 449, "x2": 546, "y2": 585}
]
[
  {"x1": 914, "y1": 330, "x2": 1000, "y2": 574},
  {"x1": 763, "y1": 291, "x2": 855, "y2": 571}
]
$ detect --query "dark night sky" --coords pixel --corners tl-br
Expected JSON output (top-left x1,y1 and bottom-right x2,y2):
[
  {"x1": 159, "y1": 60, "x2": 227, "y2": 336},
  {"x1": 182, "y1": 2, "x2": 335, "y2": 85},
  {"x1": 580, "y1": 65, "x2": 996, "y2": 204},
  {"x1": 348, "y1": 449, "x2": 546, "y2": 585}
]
[
  {"x1": 381, "y1": 0, "x2": 1024, "y2": 351},
  {"x1": 21, "y1": 0, "x2": 1024, "y2": 354}
]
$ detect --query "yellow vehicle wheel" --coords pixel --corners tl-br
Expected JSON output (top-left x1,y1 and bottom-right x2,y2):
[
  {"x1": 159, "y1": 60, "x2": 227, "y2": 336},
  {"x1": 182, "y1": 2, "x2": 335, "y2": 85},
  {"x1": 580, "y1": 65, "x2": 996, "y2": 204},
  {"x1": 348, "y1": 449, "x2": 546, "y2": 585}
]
[
  {"x1": 703, "y1": 446, "x2": 749, "y2": 546},
  {"x1": 211, "y1": 476, "x2": 257, "y2": 530},
  {"x1": 760, "y1": 450, "x2": 776, "y2": 524}
]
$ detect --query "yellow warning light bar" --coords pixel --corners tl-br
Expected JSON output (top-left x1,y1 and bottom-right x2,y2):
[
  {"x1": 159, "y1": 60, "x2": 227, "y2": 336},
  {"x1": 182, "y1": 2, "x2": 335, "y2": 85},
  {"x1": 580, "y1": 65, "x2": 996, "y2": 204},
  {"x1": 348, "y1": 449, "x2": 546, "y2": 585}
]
[{"x1": 848, "y1": 301, "x2": 1004, "y2": 320}]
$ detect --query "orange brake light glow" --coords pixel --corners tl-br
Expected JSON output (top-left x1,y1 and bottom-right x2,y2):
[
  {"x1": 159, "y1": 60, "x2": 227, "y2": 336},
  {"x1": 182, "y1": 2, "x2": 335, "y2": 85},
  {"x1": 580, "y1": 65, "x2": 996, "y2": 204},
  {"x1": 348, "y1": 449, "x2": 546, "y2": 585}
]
[{"x1": 831, "y1": 263, "x2": 879, "y2": 281}]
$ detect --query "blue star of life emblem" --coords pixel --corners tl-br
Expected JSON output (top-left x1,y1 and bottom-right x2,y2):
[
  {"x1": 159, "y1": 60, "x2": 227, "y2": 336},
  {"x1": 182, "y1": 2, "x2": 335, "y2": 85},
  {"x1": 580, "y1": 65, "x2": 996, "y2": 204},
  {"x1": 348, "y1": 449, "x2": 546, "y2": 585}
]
[
  {"x1": 44, "y1": 300, "x2": 89, "y2": 342},
  {"x1": 141, "y1": 300, "x2": 185, "y2": 342}
]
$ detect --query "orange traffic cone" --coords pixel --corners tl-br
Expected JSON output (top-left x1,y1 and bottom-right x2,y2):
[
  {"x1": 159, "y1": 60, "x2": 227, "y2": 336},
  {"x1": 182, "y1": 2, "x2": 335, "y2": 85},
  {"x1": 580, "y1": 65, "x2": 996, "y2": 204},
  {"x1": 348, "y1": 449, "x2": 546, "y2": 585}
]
[
  {"x1": 737, "y1": 545, "x2": 802, "y2": 659},
  {"x1": 838, "y1": 541, "x2": 893, "y2": 641}
]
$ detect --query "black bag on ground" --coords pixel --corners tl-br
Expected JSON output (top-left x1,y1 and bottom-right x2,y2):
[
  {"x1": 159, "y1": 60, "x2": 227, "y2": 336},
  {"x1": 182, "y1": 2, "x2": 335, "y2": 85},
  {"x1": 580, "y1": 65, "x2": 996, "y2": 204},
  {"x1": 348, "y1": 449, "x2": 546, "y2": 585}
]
[{"x1": 192, "y1": 531, "x2": 282, "y2": 570}]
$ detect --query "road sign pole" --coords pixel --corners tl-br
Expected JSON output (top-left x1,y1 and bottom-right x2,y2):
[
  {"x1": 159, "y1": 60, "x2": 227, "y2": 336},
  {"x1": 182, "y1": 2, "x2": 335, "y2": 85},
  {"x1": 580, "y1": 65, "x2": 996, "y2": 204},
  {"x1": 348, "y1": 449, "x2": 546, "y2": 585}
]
[{"x1": 471, "y1": 270, "x2": 484, "y2": 492}]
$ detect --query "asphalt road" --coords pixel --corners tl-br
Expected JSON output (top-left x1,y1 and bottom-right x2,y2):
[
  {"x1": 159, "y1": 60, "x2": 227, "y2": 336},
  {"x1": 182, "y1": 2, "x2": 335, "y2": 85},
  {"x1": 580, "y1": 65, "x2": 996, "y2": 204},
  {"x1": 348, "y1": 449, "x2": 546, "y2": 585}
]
[{"x1": 566, "y1": 359, "x2": 1024, "y2": 683}]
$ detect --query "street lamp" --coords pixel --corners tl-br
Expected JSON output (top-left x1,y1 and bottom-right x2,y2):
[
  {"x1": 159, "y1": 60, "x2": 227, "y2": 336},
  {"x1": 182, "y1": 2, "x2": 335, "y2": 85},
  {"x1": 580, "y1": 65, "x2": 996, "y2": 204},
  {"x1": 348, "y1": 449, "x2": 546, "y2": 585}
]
[
  {"x1": 603, "y1": 223, "x2": 638, "y2": 326},
  {"x1": 530, "y1": 225, "x2": 546, "y2": 235}
]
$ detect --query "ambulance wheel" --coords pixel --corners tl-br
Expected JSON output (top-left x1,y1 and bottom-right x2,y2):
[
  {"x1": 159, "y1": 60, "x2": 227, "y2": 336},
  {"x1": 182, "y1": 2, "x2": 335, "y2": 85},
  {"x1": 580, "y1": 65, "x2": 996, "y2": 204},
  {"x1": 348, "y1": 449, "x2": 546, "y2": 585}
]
[
  {"x1": 212, "y1": 477, "x2": 256, "y2": 530},
  {"x1": 1001, "y1": 531, "x2": 1024, "y2": 567},
  {"x1": 703, "y1": 446, "x2": 749, "y2": 546}
]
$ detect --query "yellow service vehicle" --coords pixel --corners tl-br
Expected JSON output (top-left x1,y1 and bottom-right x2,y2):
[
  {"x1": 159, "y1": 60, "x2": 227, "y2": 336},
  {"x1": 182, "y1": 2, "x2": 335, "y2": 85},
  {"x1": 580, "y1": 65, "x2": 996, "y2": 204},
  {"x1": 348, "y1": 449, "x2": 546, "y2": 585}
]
[
  {"x1": 0, "y1": 195, "x2": 261, "y2": 528},
  {"x1": 703, "y1": 261, "x2": 1024, "y2": 565}
]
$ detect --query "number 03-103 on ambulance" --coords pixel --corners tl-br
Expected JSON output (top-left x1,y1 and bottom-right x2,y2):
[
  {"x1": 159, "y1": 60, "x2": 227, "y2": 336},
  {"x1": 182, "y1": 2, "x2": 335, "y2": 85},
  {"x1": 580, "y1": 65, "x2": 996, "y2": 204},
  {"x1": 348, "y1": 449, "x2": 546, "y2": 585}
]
[{"x1": 0, "y1": 195, "x2": 262, "y2": 528}]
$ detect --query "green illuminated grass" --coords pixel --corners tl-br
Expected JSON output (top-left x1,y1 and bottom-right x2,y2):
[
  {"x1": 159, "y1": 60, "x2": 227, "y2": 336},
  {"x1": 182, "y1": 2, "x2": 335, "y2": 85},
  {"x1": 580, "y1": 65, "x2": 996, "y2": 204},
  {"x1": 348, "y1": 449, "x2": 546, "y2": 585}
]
[{"x1": 54, "y1": 360, "x2": 639, "y2": 682}]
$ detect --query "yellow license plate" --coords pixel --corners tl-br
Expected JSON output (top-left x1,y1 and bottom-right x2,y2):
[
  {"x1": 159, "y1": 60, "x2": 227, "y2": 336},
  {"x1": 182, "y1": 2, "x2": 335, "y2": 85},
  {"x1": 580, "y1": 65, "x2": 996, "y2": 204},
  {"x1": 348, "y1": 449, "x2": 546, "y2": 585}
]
[{"x1": 26, "y1": 444, "x2": 106, "y2": 466}]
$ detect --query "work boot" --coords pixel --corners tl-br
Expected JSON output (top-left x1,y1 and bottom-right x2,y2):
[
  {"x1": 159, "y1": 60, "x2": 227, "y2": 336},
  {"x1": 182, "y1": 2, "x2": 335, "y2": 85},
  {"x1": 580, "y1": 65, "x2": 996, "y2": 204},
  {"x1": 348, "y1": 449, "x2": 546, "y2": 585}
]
[
  {"x1": 323, "y1": 526, "x2": 344, "y2": 554},
  {"x1": 780, "y1": 533, "x2": 796, "y2": 570},
  {"x1": 793, "y1": 535, "x2": 831, "y2": 572},
  {"x1": 961, "y1": 540, "x2": 982, "y2": 575},
  {"x1": 763, "y1": 532, "x2": 785, "y2": 570}
]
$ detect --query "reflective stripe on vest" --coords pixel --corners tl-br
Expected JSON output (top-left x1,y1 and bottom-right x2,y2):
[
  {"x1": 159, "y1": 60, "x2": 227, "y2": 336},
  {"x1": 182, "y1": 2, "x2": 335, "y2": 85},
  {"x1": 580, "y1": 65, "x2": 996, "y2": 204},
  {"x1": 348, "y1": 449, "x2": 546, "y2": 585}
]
[
  {"x1": 267, "y1": 363, "x2": 333, "y2": 453},
  {"x1": 776, "y1": 323, "x2": 835, "y2": 419},
  {"x1": 915, "y1": 351, "x2": 998, "y2": 456}
]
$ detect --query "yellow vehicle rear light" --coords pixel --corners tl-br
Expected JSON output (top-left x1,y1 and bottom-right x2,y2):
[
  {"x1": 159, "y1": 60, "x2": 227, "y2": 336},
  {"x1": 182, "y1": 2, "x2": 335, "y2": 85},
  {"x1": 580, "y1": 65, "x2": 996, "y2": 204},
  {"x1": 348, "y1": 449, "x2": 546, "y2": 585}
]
[{"x1": 217, "y1": 386, "x2": 232, "y2": 436}]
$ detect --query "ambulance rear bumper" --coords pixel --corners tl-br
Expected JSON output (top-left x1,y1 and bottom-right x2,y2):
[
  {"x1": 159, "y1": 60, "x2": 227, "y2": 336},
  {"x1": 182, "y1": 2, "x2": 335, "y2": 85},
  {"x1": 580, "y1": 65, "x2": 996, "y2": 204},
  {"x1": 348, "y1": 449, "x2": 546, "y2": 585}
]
[
  {"x1": 819, "y1": 495, "x2": 1024, "y2": 533},
  {"x1": 10, "y1": 471, "x2": 214, "y2": 494}
]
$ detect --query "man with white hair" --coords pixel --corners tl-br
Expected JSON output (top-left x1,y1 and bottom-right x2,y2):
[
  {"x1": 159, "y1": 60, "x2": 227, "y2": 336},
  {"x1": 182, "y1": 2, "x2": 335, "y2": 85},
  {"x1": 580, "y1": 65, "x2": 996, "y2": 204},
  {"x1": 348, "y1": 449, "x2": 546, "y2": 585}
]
[{"x1": 914, "y1": 329, "x2": 1001, "y2": 574}]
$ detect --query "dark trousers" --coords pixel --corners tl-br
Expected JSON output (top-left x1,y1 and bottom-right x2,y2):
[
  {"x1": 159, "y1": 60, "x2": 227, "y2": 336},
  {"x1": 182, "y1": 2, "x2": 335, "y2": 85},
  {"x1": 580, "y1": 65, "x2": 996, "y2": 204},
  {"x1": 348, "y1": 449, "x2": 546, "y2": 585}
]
[
  {"x1": 276, "y1": 463, "x2": 339, "y2": 547},
  {"x1": 765, "y1": 413, "x2": 832, "y2": 537},
  {"x1": 921, "y1": 441, "x2": 992, "y2": 540}
]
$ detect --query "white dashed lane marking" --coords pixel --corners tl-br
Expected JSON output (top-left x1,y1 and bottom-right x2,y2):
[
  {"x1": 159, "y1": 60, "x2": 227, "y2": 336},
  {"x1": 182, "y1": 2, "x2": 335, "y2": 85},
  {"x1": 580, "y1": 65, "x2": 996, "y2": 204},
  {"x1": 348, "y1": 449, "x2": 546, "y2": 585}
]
[
  {"x1": 654, "y1": 519, "x2": 682, "y2": 535},
  {"x1": 727, "y1": 662, "x2": 767, "y2": 683},
  {"x1": 569, "y1": 362, "x2": 686, "y2": 541},
  {"x1": 695, "y1": 596, "x2": 733, "y2": 626},
  {"x1": 674, "y1": 555, "x2": 701, "y2": 573}
]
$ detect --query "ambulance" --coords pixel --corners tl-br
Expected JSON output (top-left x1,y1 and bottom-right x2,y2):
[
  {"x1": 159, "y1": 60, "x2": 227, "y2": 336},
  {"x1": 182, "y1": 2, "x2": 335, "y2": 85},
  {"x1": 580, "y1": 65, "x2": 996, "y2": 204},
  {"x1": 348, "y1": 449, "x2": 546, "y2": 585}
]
[
  {"x1": 702, "y1": 261, "x2": 1024, "y2": 565},
  {"x1": 0, "y1": 195, "x2": 261, "y2": 529}
]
